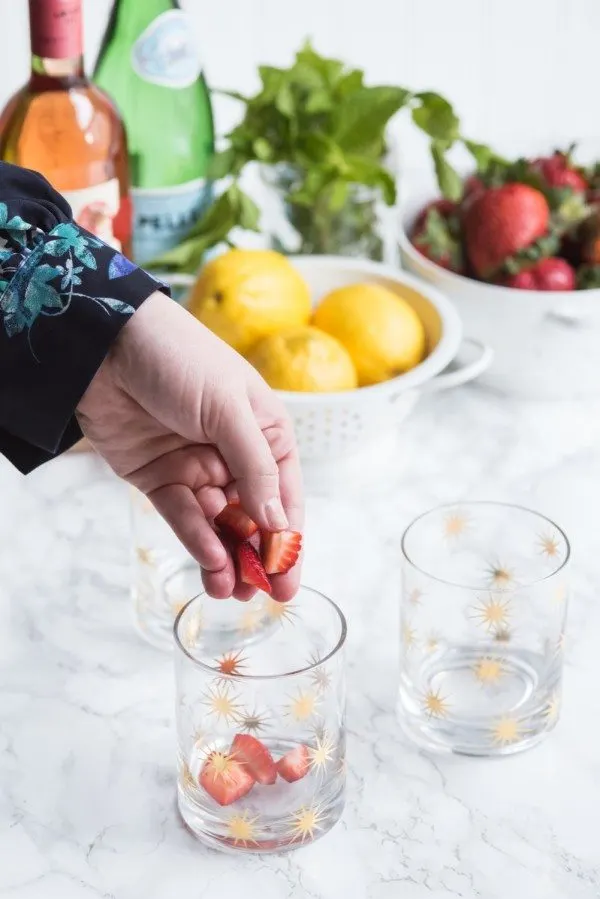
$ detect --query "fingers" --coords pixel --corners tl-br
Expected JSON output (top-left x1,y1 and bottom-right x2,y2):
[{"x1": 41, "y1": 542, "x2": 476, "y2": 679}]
[
  {"x1": 149, "y1": 484, "x2": 229, "y2": 575},
  {"x1": 214, "y1": 400, "x2": 288, "y2": 532}
]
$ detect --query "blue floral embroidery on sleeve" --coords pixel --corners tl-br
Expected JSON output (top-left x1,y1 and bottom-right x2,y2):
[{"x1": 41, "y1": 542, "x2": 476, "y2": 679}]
[{"x1": 0, "y1": 211, "x2": 141, "y2": 341}]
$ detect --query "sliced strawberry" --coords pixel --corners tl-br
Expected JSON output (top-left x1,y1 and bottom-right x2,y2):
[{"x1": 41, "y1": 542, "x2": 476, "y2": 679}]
[
  {"x1": 231, "y1": 734, "x2": 277, "y2": 785},
  {"x1": 261, "y1": 530, "x2": 302, "y2": 575},
  {"x1": 276, "y1": 745, "x2": 310, "y2": 783},
  {"x1": 235, "y1": 541, "x2": 272, "y2": 594},
  {"x1": 215, "y1": 501, "x2": 258, "y2": 540},
  {"x1": 199, "y1": 751, "x2": 255, "y2": 806}
]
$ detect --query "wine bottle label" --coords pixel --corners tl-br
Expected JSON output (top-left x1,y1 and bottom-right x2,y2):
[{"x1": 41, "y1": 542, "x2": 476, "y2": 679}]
[
  {"x1": 131, "y1": 178, "x2": 212, "y2": 265},
  {"x1": 29, "y1": 0, "x2": 83, "y2": 60},
  {"x1": 60, "y1": 179, "x2": 122, "y2": 251},
  {"x1": 131, "y1": 10, "x2": 202, "y2": 89}
]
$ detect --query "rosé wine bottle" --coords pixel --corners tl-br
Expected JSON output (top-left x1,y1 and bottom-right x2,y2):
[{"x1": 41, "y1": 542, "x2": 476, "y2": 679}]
[{"x1": 0, "y1": 0, "x2": 132, "y2": 256}]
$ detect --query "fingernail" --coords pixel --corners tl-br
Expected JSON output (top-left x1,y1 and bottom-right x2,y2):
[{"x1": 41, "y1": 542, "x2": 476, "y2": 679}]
[{"x1": 264, "y1": 498, "x2": 288, "y2": 530}]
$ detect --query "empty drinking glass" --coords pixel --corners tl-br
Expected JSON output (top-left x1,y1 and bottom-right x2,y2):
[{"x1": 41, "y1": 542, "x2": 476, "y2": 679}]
[
  {"x1": 398, "y1": 502, "x2": 570, "y2": 756},
  {"x1": 175, "y1": 587, "x2": 347, "y2": 852}
]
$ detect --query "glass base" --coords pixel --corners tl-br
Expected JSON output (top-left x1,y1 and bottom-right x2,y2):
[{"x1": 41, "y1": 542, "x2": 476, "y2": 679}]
[
  {"x1": 397, "y1": 644, "x2": 561, "y2": 756},
  {"x1": 177, "y1": 766, "x2": 344, "y2": 854}
]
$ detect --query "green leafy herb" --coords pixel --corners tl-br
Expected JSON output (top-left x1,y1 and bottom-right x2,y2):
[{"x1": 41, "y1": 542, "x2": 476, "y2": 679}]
[
  {"x1": 576, "y1": 264, "x2": 600, "y2": 289},
  {"x1": 149, "y1": 41, "x2": 464, "y2": 271}
]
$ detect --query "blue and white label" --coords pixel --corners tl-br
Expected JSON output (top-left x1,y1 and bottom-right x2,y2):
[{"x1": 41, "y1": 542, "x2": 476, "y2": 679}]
[
  {"x1": 131, "y1": 178, "x2": 212, "y2": 265},
  {"x1": 131, "y1": 10, "x2": 202, "y2": 89}
]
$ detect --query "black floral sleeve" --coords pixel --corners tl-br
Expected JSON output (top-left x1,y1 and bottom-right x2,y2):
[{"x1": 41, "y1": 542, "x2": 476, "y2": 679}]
[{"x1": 0, "y1": 161, "x2": 169, "y2": 474}]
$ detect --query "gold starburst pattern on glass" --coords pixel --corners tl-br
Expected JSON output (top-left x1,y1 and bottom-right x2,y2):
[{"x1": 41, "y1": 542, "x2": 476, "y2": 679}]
[
  {"x1": 470, "y1": 594, "x2": 512, "y2": 632},
  {"x1": 180, "y1": 761, "x2": 196, "y2": 791},
  {"x1": 238, "y1": 607, "x2": 264, "y2": 635},
  {"x1": 183, "y1": 610, "x2": 204, "y2": 649},
  {"x1": 192, "y1": 730, "x2": 207, "y2": 752},
  {"x1": 424, "y1": 632, "x2": 440, "y2": 653},
  {"x1": 201, "y1": 682, "x2": 243, "y2": 725},
  {"x1": 484, "y1": 560, "x2": 515, "y2": 590},
  {"x1": 215, "y1": 649, "x2": 248, "y2": 677},
  {"x1": 538, "y1": 532, "x2": 561, "y2": 559},
  {"x1": 307, "y1": 652, "x2": 332, "y2": 693},
  {"x1": 205, "y1": 750, "x2": 239, "y2": 781},
  {"x1": 237, "y1": 705, "x2": 271, "y2": 735},
  {"x1": 473, "y1": 656, "x2": 505, "y2": 684},
  {"x1": 262, "y1": 596, "x2": 298, "y2": 626},
  {"x1": 309, "y1": 732, "x2": 336, "y2": 775},
  {"x1": 422, "y1": 688, "x2": 450, "y2": 718},
  {"x1": 286, "y1": 688, "x2": 320, "y2": 722},
  {"x1": 443, "y1": 511, "x2": 470, "y2": 539},
  {"x1": 544, "y1": 693, "x2": 560, "y2": 723},
  {"x1": 491, "y1": 716, "x2": 521, "y2": 745},
  {"x1": 136, "y1": 546, "x2": 155, "y2": 566},
  {"x1": 408, "y1": 588, "x2": 423, "y2": 606},
  {"x1": 402, "y1": 622, "x2": 417, "y2": 650},
  {"x1": 226, "y1": 810, "x2": 260, "y2": 846},
  {"x1": 287, "y1": 801, "x2": 328, "y2": 843},
  {"x1": 171, "y1": 597, "x2": 188, "y2": 617}
]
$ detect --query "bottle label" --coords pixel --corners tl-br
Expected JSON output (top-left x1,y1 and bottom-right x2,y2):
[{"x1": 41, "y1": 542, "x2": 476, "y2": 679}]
[
  {"x1": 60, "y1": 179, "x2": 122, "y2": 251},
  {"x1": 131, "y1": 10, "x2": 202, "y2": 89},
  {"x1": 29, "y1": 0, "x2": 83, "y2": 59},
  {"x1": 131, "y1": 178, "x2": 212, "y2": 265}
]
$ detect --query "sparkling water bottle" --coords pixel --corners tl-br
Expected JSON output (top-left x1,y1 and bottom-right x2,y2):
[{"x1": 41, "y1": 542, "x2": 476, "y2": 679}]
[{"x1": 94, "y1": 0, "x2": 215, "y2": 264}]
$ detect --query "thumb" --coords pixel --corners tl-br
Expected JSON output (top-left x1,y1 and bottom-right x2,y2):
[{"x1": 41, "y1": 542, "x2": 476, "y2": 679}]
[{"x1": 214, "y1": 400, "x2": 289, "y2": 532}]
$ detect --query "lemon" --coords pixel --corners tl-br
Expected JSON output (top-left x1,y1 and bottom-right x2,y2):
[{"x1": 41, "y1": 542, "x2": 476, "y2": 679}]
[
  {"x1": 188, "y1": 249, "x2": 312, "y2": 354},
  {"x1": 313, "y1": 283, "x2": 426, "y2": 386},
  {"x1": 247, "y1": 326, "x2": 358, "y2": 392}
]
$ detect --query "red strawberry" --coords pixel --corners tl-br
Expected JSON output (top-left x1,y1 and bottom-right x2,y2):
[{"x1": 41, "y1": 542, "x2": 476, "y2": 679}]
[
  {"x1": 413, "y1": 198, "x2": 457, "y2": 232},
  {"x1": 199, "y1": 751, "x2": 255, "y2": 806},
  {"x1": 235, "y1": 541, "x2": 272, "y2": 594},
  {"x1": 230, "y1": 734, "x2": 277, "y2": 785},
  {"x1": 215, "y1": 501, "x2": 258, "y2": 541},
  {"x1": 411, "y1": 204, "x2": 464, "y2": 274},
  {"x1": 463, "y1": 174, "x2": 485, "y2": 198},
  {"x1": 501, "y1": 257, "x2": 576, "y2": 291},
  {"x1": 463, "y1": 183, "x2": 550, "y2": 278},
  {"x1": 276, "y1": 745, "x2": 310, "y2": 783},
  {"x1": 531, "y1": 150, "x2": 588, "y2": 194},
  {"x1": 261, "y1": 529, "x2": 302, "y2": 575}
]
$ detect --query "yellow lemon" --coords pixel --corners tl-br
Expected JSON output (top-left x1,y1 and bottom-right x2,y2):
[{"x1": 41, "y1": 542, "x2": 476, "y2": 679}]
[
  {"x1": 247, "y1": 326, "x2": 358, "y2": 392},
  {"x1": 188, "y1": 249, "x2": 312, "y2": 354},
  {"x1": 313, "y1": 283, "x2": 426, "y2": 386}
]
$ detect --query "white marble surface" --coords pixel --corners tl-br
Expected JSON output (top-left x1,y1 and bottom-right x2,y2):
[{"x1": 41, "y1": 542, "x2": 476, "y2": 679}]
[{"x1": 2, "y1": 384, "x2": 600, "y2": 898}]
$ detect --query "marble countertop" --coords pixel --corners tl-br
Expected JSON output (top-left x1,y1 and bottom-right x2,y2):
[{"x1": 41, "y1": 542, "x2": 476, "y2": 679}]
[{"x1": 2, "y1": 384, "x2": 600, "y2": 899}]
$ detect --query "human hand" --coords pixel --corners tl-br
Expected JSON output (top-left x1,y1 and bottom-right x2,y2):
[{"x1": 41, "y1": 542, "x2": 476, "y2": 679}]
[{"x1": 76, "y1": 291, "x2": 303, "y2": 602}]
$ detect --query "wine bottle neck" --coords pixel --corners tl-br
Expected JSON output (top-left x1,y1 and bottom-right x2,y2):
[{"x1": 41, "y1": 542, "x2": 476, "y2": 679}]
[
  {"x1": 28, "y1": 0, "x2": 86, "y2": 86},
  {"x1": 112, "y1": 0, "x2": 179, "y2": 36}
]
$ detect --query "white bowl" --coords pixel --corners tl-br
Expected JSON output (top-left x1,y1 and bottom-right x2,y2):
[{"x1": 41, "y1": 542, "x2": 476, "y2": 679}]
[
  {"x1": 163, "y1": 256, "x2": 492, "y2": 492},
  {"x1": 398, "y1": 190, "x2": 600, "y2": 400}
]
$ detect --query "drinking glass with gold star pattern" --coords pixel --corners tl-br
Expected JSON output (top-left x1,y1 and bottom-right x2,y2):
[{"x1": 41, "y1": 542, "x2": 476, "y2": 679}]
[
  {"x1": 175, "y1": 586, "x2": 347, "y2": 852},
  {"x1": 398, "y1": 502, "x2": 570, "y2": 756}
]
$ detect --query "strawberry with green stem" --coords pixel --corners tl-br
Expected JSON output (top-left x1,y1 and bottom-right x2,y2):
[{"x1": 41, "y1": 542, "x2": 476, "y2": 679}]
[{"x1": 411, "y1": 202, "x2": 464, "y2": 273}]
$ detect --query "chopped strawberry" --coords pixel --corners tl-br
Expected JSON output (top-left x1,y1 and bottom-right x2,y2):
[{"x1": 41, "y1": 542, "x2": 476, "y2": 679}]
[
  {"x1": 235, "y1": 541, "x2": 272, "y2": 594},
  {"x1": 463, "y1": 174, "x2": 485, "y2": 198},
  {"x1": 215, "y1": 501, "x2": 258, "y2": 541},
  {"x1": 199, "y1": 751, "x2": 255, "y2": 806},
  {"x1": 231, "y1": 734, "x2": 277, "y2": 785},
  {"x1": 500, "y1": 257, "x2": 576, "y2": 291},
  {"x1": 276, "y1": 745, "x2": 310, "y2": 783},
  {"x1": 261, "y1": 529, "x2": 302, "y2": 575},
  {"x1": 413, "y1": 198, "x2": 458, "y2": 232}
]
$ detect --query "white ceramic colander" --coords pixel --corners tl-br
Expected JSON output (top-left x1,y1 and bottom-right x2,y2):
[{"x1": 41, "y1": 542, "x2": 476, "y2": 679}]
[{"x1": 167, "y1": 255, "x2": 492, "y2": 490}]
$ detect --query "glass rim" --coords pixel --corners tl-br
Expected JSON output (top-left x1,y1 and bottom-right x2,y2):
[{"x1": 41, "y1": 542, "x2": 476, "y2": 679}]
[
  {"x1": 173, "y1": 586, "x2": 347, "y2": 681},
  {"x1": 401, "y1": 500, "x2": 571, "y2": 590}
]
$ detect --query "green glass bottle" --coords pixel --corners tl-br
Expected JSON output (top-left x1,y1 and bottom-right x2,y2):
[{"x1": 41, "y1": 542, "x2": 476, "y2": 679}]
[{"x1": 94, "y1": 0, "x2": 214, "y2": 264}]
